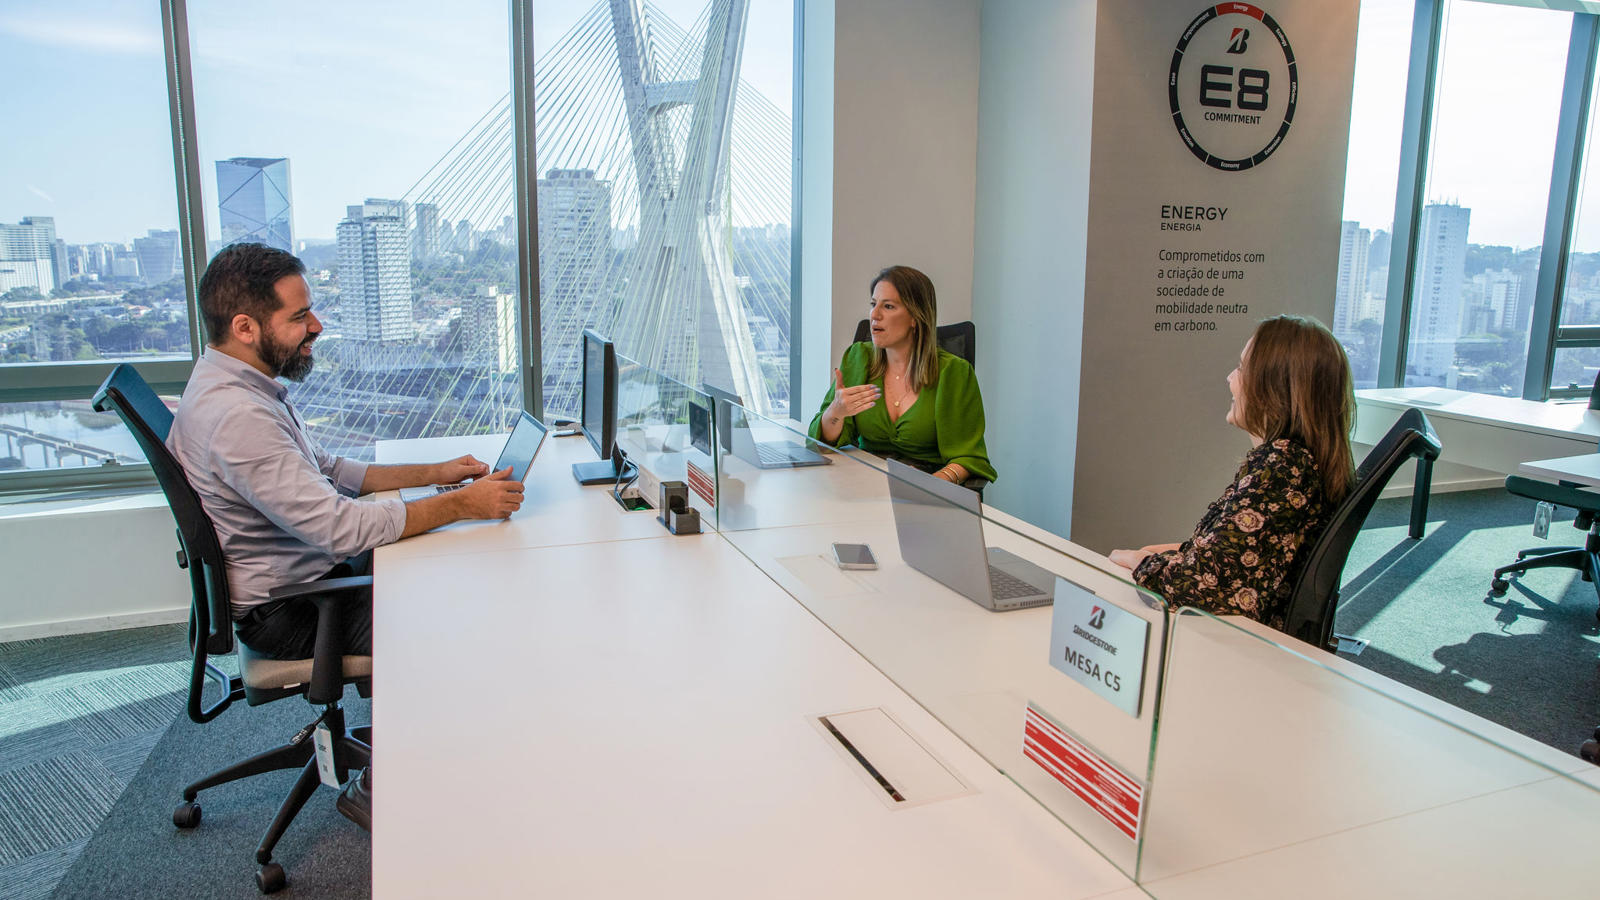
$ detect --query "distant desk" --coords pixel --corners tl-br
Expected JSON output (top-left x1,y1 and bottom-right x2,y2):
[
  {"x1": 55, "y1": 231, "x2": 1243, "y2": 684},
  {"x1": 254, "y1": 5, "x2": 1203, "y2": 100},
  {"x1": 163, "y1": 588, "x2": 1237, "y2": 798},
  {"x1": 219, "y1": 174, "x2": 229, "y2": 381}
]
[
  {"x1": 1520, "y1": 452, "x2": 1600, "y2": 488},
  {"x1": 1357, "y1": 389, "x2": 1600, "y2": 490}
]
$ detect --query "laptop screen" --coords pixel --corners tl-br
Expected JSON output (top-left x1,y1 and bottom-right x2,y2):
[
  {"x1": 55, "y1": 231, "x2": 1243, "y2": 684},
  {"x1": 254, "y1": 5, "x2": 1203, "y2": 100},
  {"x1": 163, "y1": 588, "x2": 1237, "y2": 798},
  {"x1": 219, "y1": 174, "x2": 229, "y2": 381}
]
[{"x1": 495, "y1": 411, "x2": 549, "y2": 482}]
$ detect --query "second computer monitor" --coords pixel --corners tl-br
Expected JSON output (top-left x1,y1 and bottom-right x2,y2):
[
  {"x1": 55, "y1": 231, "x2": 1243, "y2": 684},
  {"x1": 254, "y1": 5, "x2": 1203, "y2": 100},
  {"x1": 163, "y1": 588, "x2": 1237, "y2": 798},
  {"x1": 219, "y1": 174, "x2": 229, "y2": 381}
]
[{"x1": 573, "y1": 328, "x2": 623, "y2": 484}]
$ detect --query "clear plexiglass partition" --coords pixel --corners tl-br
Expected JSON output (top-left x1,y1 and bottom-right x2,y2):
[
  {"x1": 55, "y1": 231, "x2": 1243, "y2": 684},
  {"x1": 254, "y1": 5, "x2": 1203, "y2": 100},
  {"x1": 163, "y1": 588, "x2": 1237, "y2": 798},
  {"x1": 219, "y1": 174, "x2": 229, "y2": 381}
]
[
  {"x1": 1138, "y1": 608, "x2": 1600, "y2": 897},
  {"x1": 708, "y1": 400, "x2": 1169, "y2": 878},
  {"x1": 611, "y1": 354, "x2": 716, "y2": 527}
]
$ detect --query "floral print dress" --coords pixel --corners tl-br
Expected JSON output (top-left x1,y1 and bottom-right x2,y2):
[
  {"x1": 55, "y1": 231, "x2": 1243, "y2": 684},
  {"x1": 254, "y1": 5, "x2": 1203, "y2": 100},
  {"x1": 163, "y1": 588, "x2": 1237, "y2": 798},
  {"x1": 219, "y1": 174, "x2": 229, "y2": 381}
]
[{"x1": 1132, "y1": 437, "x2": 1332, "y2": 630}]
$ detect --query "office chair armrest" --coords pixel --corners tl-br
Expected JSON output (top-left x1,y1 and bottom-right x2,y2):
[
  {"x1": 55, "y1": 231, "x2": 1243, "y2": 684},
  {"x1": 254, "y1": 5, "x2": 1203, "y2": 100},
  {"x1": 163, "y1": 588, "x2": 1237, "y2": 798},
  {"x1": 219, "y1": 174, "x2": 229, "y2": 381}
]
[
  {"x1": 265, "y1": 576, "x2": 372, "y2": 704},
  {"x1": 267, "y1": 575, "x2": 372, "y2": 602},
  {"x1": 1504, "y1": 475, "x2": 1600, "y2": 513}
]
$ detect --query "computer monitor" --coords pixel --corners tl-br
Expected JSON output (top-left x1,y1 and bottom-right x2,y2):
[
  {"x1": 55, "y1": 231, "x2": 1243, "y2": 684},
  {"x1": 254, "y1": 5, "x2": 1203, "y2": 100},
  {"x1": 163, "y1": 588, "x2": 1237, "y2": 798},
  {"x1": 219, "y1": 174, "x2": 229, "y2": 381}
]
[{"x1": 573, "y1": 329, "x2": 623, "y2": 484}]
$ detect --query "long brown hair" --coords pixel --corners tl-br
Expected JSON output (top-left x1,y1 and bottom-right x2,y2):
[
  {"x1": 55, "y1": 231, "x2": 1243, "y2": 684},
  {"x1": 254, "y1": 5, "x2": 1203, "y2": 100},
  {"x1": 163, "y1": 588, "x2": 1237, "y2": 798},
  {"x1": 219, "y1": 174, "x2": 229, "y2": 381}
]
[
  {"x1": 867, "y1": 265, "x2": 941, "y2": 393},
  {"x1": 1236, "y1": 315, "x2": 1356, "y2": 503}
]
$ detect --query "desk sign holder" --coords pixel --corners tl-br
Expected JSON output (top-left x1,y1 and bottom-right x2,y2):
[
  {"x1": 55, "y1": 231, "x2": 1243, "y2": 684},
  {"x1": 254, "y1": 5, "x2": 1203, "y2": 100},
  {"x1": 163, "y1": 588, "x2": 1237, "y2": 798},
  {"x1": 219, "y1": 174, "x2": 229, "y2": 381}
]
[{"x1": 1047, "y1": 577, "x2": 1150, "y2": 717}]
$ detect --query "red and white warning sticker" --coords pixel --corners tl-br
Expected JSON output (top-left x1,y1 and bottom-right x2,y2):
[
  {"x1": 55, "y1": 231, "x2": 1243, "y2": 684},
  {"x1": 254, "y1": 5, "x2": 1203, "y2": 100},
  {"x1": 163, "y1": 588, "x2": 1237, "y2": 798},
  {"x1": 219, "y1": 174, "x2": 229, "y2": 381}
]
[
  {"x1": 1022, "y1": 703, "x2": 1143, "y2": 840},
  {"x1": 686, "y1": 457, "x2": 716, "y2": 507}
]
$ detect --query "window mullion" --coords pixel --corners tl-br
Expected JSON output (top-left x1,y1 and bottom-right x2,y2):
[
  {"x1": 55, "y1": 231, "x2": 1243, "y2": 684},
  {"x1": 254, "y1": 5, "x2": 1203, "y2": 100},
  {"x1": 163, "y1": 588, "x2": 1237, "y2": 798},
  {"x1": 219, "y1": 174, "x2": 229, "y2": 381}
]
[
  {"x1": 1526, "y1": 13, "x2": 1600, "y2": 400},
  {"x1": 1379, "y1": 0, "x2": 1447, "y2": 388}
]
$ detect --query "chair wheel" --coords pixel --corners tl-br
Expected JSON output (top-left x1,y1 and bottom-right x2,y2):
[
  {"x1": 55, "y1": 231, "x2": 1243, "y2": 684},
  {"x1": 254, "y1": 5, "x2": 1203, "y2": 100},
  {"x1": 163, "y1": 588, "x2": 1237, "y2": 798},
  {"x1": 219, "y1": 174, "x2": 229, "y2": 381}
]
[
  {"x1": 1489, "y1": 577, "x2": 1509, "y2": 596},
  {"x1": 1581, "y1": 740, "x2": 1600, "y2": 765},
  {"x1": 257, "y1": 861, "x2": 286, "y2": 894},
  {"x1": 172, "y1": 802, "x2": 201, "y2": 829}
]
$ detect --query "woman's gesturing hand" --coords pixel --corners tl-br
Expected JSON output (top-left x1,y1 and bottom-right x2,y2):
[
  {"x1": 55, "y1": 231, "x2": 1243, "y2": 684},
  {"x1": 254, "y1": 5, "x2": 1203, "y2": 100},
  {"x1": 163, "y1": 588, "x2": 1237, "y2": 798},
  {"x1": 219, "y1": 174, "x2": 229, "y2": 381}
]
[{"x1": 827, "y1": 367, "x2": 881, "y2": 419}]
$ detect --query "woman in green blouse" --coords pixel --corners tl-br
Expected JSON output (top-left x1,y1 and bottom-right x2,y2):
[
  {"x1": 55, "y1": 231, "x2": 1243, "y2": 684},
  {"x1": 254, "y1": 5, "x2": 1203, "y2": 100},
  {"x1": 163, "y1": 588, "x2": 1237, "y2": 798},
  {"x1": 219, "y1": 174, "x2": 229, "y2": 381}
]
[{"x1": 808, "y1": 265, "x2": 996, "y2": 485}]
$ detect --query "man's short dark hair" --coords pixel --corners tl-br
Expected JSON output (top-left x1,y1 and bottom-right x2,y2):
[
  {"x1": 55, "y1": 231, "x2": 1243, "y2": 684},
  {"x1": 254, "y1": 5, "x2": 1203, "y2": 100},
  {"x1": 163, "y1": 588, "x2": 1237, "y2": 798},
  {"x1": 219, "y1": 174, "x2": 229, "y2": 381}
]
[{"x1": 198, "y1": 243, "x2": 306, "y2": 345}]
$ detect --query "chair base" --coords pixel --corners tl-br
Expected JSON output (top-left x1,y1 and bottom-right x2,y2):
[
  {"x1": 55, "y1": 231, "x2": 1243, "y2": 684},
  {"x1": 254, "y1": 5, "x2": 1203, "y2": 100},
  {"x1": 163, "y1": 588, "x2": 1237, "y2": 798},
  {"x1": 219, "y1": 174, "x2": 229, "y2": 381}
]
[
  {"x1": 173, "y1": 702, "x2": 371, "y2": 894},
  {"x1": 1490, "y1": 529, "x2": 1600, "y2": 624}
]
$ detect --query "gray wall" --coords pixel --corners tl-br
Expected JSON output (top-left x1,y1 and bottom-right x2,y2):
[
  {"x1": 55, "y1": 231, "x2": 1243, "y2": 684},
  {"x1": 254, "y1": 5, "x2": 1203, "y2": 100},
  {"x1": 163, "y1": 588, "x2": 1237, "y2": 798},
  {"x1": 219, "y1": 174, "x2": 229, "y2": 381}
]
[{"x1": 971, "y1": 0, "x2": 1098, "y2": 536}]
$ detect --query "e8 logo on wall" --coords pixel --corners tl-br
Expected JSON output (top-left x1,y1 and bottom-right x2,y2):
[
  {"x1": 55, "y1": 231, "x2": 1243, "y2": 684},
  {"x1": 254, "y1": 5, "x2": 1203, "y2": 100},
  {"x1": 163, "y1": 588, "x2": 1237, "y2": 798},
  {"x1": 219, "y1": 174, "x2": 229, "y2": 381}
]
[{"x1": 1169, "y1": 3, "x2": 1298, "y2": 171}]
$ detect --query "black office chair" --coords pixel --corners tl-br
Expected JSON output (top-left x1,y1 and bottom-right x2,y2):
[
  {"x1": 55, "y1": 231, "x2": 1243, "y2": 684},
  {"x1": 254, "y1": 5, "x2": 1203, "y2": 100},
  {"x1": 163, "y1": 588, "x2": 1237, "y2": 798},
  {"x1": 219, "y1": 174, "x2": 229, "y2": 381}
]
[
  {"x1": 1490, "y1": 374, "x2": 1600, "y2": 625},
  {"x1": 852, "y1": 318, "x2": 977, "y2": 366},
  {"x1": 92, "y1": 364, "x2": 372, "y2": 895},
  {"x1": 1281, "y1": 408, "x2": 1442, "y2": 651}
]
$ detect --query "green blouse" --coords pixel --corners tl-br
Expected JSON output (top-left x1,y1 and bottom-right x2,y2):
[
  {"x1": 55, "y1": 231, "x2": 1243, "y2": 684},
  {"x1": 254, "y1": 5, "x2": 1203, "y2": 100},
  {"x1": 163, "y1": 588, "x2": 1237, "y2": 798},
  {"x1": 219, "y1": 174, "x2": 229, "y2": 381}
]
[{"x1": 807, "y1": 342, "x2": 997, "y2": 483}]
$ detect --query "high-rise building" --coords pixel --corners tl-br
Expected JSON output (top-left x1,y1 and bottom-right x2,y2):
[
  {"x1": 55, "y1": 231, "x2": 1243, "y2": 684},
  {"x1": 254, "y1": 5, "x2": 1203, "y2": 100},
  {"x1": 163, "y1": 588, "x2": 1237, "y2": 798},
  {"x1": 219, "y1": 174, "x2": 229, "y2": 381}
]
[
  {"x1": 1474, "y1": 268, "x2": 1523, "y2": 332},
  {"x1": 412, "y1": 202, "x2": 439, "y2": 263},
  {"x1": 465, "y1": 284, "x2": 516, "y2": 372},
  {"x1": 337, "y1": 200, "x2": 414, "y2": 343},
  {"x1": 133, "y1": 229, "x2": 182, "y2": 285},
  {"x1": 0, "y1": 217, "x2": 60, "y2": 295},
  {"x1": 1333, "y1": 221, "x2": 1370, "y2": 337},
  {"x1": 1410, "y1": 203, "x2": 1471, "y2": 385},
  {"x1": 455, "y1": 220, "x2": 476, "y2": 255},
  {"x1": 537, "y1": 168, "x2": 613, "y2": 414},
  {"x1": 216, "y1": 157, "x2": 294, "y2": 252}
]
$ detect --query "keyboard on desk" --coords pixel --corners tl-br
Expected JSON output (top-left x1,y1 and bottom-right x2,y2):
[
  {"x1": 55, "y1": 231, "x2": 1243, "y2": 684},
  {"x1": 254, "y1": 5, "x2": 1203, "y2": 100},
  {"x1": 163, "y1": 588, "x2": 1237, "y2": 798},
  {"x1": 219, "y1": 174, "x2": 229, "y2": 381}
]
[
  {"x1": 989, "y1": 565, "x2": 1045, "y2": 601},
  {"x1": 755, "y1": 441, "x2": 823, "y2": 467}
]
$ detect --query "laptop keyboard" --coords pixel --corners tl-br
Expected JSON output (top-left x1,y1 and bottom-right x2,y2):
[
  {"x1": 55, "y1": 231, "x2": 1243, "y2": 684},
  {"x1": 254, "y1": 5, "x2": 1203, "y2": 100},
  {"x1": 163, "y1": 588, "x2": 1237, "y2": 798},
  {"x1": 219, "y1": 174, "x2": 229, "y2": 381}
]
[
  {"x1": 756, "y1": 442, "x2": 807, "y2": 465},
  {"x1": 989, "y1": 566, "x2": 1043, "y2": 601}
]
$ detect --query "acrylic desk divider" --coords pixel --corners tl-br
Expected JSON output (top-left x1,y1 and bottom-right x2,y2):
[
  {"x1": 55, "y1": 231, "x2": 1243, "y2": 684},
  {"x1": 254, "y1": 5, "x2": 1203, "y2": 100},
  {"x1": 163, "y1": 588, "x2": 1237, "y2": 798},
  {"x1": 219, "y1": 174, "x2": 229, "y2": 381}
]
[
  {"x1": 710, "y1": 400, "x2": 1169, "y2": 879},
  {"x1": 1138, "y1": 608, "x2": 1600, "y2": 898},
  {"x1": 610, "y1": 355, "x2": 715, "y2": 527}
]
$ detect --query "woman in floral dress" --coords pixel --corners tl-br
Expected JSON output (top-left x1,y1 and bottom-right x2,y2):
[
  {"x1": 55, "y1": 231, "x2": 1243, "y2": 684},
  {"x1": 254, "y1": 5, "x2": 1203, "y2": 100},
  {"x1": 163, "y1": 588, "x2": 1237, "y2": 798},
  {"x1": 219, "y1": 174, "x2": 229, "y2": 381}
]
[{"x1": 1109, "y1": 315, "x2": 1356, "y2": 630}]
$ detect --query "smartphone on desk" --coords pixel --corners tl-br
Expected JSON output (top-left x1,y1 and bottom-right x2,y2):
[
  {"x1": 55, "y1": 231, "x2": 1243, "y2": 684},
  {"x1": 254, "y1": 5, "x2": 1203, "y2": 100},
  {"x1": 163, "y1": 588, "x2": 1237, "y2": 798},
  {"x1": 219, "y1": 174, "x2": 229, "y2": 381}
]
[{"x1": 831, "y1": 542, "x2": 877, "y2": 570}]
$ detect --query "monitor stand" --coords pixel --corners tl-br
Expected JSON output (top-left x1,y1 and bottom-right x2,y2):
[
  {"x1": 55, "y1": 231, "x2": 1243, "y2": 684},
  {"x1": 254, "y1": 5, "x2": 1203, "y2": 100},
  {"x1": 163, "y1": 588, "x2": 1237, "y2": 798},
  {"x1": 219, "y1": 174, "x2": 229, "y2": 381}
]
[{"x1": 571, "y1": 458, "x2": 621, "y2": 485}]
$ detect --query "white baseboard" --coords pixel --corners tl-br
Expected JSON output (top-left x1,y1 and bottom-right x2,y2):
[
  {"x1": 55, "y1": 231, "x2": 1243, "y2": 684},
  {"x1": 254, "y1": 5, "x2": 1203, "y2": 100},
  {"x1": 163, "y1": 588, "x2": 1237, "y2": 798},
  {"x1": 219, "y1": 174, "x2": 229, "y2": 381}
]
[
  {"x1": 0, "y1": 606, "x2": 189, "y2": 644},
  {"x1": 1379, "y1": 476, "x2": 1503, "y2": 500}
]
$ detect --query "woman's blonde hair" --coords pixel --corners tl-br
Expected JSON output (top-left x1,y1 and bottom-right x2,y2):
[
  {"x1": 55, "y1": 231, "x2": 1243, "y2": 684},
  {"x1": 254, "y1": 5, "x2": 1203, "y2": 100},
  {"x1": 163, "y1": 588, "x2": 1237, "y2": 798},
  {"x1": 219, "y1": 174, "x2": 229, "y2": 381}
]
[
  {"x1": 867, "y1": 265, "x2": 941, "y2": 393},
  {"x1": 1236, "y1": 315, "x2": 1357, "y2": 503}
]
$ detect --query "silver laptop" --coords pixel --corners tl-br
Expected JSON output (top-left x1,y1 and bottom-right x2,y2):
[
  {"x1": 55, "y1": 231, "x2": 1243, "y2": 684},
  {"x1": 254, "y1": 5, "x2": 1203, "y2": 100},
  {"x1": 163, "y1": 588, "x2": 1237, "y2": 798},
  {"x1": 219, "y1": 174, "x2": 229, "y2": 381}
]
[
  {"x1": 702, "y1": 384, "x2": 830, "y2": 469},
  {"x1": 398, "y1": 411, "x2": 548, "y2": 501},
  {"x1": 886, "y1": 459, "x2": 1055, "y2": 611}
]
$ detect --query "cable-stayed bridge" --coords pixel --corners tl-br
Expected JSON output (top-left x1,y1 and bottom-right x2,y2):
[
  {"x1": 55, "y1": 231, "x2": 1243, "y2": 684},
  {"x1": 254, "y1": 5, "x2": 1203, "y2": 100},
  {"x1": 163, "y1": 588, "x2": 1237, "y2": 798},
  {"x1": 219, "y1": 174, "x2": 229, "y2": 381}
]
[{"x1": 290, "y1": 0, "x2": 791, "y2": 459}]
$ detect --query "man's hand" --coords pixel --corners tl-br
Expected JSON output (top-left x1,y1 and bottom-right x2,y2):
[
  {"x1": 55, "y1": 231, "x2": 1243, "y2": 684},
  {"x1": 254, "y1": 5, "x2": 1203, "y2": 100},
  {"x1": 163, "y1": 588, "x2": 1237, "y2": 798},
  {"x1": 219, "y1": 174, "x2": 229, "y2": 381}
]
[
  {"x1": 432, "y1": 454, "x2": 489, "y2": 485},
  {"x1": 451, "y1": 467, "x2": 523, "y2": 520},
  {"x1": 400, "y1": 466, "x2": 524, "y2": 537}
]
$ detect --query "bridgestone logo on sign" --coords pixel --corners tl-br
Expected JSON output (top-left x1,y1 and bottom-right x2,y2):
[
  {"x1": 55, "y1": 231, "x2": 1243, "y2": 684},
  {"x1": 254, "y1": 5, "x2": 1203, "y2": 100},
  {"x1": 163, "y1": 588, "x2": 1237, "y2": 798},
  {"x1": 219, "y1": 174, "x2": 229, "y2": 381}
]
[{"x1": 1168, "y1": 3, "x2": 1298, "y2": 171}]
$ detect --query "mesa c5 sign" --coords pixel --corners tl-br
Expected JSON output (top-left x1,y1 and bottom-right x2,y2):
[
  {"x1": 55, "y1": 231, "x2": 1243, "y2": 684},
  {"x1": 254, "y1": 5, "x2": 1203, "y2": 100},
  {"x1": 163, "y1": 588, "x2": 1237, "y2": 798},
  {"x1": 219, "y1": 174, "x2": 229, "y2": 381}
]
[{"x1": 1168, "y1": 3, "x2": 1298, "y2": 171}]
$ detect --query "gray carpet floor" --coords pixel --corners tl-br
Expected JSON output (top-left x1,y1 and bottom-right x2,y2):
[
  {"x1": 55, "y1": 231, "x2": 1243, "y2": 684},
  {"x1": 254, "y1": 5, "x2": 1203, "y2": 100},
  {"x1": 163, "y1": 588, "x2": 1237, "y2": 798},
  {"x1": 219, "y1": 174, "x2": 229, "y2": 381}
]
[
  {"x1": 1339, "y1": 487, "x2": 1600, "y2": 756},
  {"x1": 0, "y1": 625, "x2": 188, "y2": 900},
  {"x1": 50, "y1": 691, "x2": 371, "y2": 899}
]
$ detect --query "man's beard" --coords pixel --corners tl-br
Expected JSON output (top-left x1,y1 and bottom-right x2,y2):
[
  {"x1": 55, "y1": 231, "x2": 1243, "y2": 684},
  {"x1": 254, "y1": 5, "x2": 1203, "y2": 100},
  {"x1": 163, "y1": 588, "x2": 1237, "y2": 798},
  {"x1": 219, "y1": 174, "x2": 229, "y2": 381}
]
[{"x1": 260, "y1": 329, "x2": 315, "y2": 382}]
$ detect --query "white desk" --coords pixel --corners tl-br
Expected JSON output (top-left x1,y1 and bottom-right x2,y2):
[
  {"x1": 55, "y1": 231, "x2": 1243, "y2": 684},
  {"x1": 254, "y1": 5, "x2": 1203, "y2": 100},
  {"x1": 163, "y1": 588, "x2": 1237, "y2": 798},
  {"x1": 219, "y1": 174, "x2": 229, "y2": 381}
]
[
  {"x1": 1519, "y1": 452, "x2": 1600, "y2": 488},
  {"x1": 370, "y1": 434, "x2": 1136, "y2": 899},
  {"x1": 1357, "y1": 388, "x2": 1600, "y2": 489},
  {"x1": 371, "y1": 432, "x2": 1600, "y2": 898}
]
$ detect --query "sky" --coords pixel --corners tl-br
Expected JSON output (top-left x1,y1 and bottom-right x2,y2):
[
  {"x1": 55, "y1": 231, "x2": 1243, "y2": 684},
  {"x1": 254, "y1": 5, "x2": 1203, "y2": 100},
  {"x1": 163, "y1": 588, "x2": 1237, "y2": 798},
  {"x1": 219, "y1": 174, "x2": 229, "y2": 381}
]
[
  {"x1": 0, "y1": 0, "x2": 1591, "y2": 251},
  {"x1": 0, "y1": 0, "x2": 794, "y2": 246}
]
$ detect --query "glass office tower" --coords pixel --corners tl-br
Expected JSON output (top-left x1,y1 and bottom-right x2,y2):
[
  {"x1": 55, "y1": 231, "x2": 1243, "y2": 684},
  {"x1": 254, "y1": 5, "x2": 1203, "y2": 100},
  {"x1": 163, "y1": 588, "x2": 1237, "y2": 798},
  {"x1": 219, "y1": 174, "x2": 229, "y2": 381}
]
[{"x1": 215, "y1": 157, "x2": 295, "y2": 253}]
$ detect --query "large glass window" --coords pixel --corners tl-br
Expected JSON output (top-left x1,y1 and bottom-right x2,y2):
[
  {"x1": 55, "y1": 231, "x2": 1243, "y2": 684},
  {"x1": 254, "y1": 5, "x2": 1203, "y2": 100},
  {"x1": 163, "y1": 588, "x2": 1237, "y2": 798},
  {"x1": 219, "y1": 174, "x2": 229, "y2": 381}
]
[
  {"x1": 1405, "y1": 0, "x2": 1570, "y2": 395},
  {"x1": 1552, "y1": 37, "x2": 1600, "y2": 393},
  {"x1": 533, "y1": 0, "x2": 795, "y2": 420},
  {"x1": 187, "y1": 0, "x2": 520, "y2": 460},
  {"x1": 0, "y1": 1, "x2": 186, "y2": 472},
  {"x1": 1335, "y1": 0, "x2": 1416, "y2": 389}
]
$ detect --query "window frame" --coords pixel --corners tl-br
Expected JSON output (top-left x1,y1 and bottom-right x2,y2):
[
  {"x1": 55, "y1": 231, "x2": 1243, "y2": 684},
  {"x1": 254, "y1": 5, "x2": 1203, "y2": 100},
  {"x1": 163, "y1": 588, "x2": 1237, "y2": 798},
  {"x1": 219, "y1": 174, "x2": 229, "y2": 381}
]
[
  {"x1": 2, "y1": 0, "x2": 804, "y2": 495},
  {"x1": 1377, "y1": 0, "x2": 1600, "y2": 401}
]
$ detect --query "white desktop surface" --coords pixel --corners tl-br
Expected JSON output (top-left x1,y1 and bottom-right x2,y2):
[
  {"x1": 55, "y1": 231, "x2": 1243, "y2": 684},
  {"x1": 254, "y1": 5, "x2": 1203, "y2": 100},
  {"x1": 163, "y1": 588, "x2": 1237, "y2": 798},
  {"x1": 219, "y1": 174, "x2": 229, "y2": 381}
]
[
  {"x1": 1357, "y1": 387, "x2": 1600, "y2": 442},
  {"x1": 370, "y1": 435, "x2": 1136, "y2": 899},
  {"x1": 1519, "y1": 452, "x2": 1600, "y2": 488},
  {"x1": 372, "y1": 432, "x2": 1600, "y2": 898}
]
